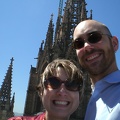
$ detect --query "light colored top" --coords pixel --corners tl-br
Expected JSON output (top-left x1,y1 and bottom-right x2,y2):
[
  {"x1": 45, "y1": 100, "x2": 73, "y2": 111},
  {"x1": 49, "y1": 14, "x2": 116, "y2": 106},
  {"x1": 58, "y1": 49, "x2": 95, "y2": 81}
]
[{"x1": 85, "y1": 70, "x2": 120, "y2": 120}]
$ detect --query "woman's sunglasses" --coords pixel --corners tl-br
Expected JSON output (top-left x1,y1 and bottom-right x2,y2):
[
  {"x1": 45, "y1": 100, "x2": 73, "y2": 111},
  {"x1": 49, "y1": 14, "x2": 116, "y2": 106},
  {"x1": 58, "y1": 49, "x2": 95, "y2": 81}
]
[
  {"x1": 72, "y1": 31, "x2": 111, "y2": 49},
  {"x1": 44, "y1": 76, "x2": 82, "y2": 91}
]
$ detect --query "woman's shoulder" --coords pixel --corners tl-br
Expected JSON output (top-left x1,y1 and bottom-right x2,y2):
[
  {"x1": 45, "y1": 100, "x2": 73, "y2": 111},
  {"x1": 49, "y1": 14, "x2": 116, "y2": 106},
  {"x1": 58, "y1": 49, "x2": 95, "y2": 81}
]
[{"x1": 8, "y1": 112, "x2": 45, "y2": 120}]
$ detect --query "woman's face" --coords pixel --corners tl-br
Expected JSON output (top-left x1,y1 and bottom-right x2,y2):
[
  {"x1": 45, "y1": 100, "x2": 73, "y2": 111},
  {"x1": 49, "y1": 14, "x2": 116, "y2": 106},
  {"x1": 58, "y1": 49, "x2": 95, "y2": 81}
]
[{"x1": 41, "y1": 67, "x2": 79, "y2": 119}]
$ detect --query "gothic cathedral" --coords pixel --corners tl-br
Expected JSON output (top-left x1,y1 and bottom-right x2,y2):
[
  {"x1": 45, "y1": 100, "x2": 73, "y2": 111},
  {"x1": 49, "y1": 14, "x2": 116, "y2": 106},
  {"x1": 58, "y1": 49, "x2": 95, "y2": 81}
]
[
  {"x1": 24, "y1": 0, "x2": 92, "y2": 120},
  {"x1": 0, "y1": 58, "x2": 15, "y2": 120}
]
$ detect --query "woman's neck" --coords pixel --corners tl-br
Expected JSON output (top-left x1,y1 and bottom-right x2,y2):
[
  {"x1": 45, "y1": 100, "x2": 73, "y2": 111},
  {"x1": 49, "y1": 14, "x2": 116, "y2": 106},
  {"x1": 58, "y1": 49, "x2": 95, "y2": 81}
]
[{"x1": 45, "y1": 113, "x2": 69, "y2": 120}]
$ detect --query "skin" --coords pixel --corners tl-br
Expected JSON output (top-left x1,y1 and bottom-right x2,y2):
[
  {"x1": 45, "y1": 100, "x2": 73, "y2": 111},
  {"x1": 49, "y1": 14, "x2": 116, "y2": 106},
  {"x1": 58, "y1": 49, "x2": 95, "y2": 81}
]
[
  {"x1": 41, "y1": 67, "x2": 79, "y2": 120},
  {"x1": 73, "y1": 20, "x2": 119, "y2": 85}
]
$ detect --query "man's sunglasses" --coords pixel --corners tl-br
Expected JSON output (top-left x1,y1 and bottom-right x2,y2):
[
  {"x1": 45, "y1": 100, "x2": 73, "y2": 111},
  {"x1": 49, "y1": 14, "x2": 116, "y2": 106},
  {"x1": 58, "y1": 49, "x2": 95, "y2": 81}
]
[
  {"x1": 72, "y1": 31, "x2": 112, "y2": 49},
  {"x1": 44, "y1": 76, "x2": 82, "y2": 91}
]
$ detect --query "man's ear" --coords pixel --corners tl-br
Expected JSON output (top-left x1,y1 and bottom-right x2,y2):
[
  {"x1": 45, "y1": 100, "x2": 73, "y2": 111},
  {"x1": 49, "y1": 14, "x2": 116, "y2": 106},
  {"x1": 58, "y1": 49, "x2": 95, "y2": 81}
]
[{"x1": 112, "y1": 36, "x2": 119, "y2": 52}]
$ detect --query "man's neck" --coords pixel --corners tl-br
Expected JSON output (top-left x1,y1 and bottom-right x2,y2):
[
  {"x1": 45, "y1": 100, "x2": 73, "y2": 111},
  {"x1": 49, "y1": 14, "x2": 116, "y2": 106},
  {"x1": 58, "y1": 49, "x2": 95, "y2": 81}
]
[{"x1": 90, "y1": 67, "x2": 118, "y2": 86}]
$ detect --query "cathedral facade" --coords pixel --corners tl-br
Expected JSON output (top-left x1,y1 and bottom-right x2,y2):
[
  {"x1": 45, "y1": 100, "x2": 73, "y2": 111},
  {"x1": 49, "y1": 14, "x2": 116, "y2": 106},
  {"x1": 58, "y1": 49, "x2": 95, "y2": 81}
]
[{"x1": 24, "y1": 0, "x2": 92, "y2": 120}]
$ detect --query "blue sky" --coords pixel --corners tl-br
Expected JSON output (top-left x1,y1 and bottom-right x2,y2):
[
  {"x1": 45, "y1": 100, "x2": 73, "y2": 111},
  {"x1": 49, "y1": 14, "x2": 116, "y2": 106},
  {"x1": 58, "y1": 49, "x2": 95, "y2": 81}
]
[{"x1": 0, "y1": 0, "x2": 120, "y2": 114}]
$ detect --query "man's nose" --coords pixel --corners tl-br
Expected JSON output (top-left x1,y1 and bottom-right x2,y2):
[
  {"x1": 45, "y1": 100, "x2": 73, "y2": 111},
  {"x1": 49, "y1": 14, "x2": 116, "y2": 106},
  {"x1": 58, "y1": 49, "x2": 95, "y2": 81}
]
[{"x1": 84, "y1": 42, "x2": 94, "y2": 52}]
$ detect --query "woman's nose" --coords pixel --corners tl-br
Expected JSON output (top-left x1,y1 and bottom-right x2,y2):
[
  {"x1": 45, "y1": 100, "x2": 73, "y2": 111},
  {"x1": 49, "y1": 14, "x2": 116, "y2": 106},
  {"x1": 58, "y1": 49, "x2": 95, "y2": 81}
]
[{"x1": 57, "y1": 84, "x2": 67, "y2": 96}]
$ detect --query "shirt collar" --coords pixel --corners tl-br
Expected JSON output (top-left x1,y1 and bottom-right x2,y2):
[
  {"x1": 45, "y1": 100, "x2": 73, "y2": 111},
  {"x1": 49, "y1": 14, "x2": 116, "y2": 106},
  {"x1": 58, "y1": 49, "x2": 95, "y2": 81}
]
[
  {"x1": 93, "y1": 70, "x2": 120, "y2": 93},
  {"x1": 102, "y1": 70, "x2": 120, "y2": 83}
]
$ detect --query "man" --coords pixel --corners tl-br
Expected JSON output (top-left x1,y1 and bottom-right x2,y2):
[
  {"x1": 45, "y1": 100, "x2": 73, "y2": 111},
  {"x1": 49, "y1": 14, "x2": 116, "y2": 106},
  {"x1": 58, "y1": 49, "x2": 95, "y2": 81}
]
[{"x1": 73, "y1": 19, "x2": 120, "y2": 120}]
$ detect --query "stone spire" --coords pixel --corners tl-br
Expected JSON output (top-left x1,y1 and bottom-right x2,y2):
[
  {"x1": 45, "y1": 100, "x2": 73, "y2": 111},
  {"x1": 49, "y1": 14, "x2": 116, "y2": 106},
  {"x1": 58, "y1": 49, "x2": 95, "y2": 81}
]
[{"x1": 0, "y1": 57, "x2": 15, "y2": 120}]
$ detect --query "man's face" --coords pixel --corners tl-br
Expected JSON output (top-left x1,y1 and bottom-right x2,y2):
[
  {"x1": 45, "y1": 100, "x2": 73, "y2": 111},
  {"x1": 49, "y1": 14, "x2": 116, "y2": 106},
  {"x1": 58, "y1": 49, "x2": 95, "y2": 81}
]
[{"x1": 73, "y1": 21, "x2": 116, "y2": 76}]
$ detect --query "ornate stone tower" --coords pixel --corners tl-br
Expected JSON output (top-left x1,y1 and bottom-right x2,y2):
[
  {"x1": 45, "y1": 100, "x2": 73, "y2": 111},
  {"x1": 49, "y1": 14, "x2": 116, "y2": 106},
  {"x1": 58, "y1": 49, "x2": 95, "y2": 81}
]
[
  {"x1": 0, "y1": 58, "x2": 15, "y2": 120},
  {"x1": 24, "y1": 0, "x2": 92, "y2": 119}
]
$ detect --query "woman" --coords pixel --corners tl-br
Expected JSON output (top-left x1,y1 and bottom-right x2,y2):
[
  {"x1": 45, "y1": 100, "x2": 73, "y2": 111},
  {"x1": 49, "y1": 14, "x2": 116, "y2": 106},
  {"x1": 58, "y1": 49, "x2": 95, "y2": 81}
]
[{"x1": 8, "y1": 59, "x2": 83, "y2": 120}]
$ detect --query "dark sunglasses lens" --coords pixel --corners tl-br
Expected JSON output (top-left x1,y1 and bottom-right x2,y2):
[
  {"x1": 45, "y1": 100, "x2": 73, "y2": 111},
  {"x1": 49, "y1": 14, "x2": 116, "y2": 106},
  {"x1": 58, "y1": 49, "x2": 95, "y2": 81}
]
[
  {"x1": 65, "y1": 81, "x2": 79, "y2": 91},
  {"x1": 73, "y1": 38, "x2": 84, "y2": 49},
  {"x1": 45, "y1": 77, "x2": 80, "y2": 91},
  {"x1": 45, "y1": 77, "x2": 60, "y2": 89},
  {"x1": 89, "y1": 32, "x2": 102, "y2": 43}
]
